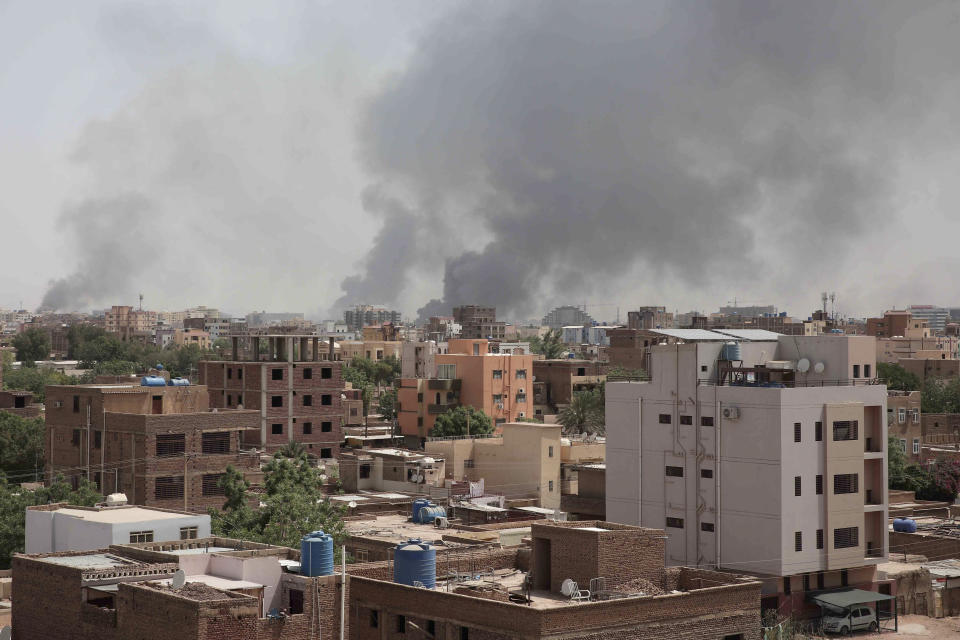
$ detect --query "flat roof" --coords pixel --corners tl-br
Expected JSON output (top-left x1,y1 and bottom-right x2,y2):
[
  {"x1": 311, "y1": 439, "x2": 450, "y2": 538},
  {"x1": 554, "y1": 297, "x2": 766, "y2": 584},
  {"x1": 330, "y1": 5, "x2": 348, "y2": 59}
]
[
  {"x1": 155, "y1": 574, "x2": 262, "y2": 590},
  {"x1": 346, "y1": 513, "x2": 464, "y2": 545},
  {"x1": 648, "y1": 329, "x2": 732, "y2": 341},
  {"x1": 54, "y1": 507, "x2": 200, "y2": 523},
  {"x1": 39, "y1": 553, "x2": 139, "y2": 569},
  {"x1": 162, "y1": 546, "x2": 236, "y2": 556},
  {"x1": 812, "y1": 589, "x2": 895, "y2": 610},
  {"x1": 712, "y1": 329, "x2": 782, "y2": 341}
]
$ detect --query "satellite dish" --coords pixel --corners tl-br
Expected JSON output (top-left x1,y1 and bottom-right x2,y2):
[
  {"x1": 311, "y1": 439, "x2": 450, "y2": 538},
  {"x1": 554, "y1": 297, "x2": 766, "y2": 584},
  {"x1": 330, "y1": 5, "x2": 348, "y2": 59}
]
[
  {"x1": 560, "y1": 579, "x2": 576, "y2": 597},
  {"x1": 1, "y1": 626, "x2": 11, "y2": 640},
  {"x1": 171, "y1": 569, "x2": 186, "y2": 590},
  {"x1": 813, "y1": 362, "x2": 825, "y2": 374},
  {"x1": 348, "y1": 501, "x2": 358, "y2": 509},
  {"x1": 797, "y1": 358, "x2": 810, "y2": 373}
]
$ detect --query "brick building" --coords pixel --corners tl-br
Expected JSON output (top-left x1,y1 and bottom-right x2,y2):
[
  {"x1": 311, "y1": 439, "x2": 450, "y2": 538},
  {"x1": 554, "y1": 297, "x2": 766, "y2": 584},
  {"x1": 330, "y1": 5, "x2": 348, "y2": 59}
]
[
  {"x1": 888, "y1": 391, "x2": 922, "y2": 460},
  {"x1": 453, "y1": 305, "x2": 506, "y2": 341},
  {"x1": 198, "y1": 333, "x2": 344, "y2": 456},
  {"x1": 44, "y1": 381, "x2": 259, "y2": 511},
  {"x1": 532, "y1": 359, "x2": 607, "y2": 416}
]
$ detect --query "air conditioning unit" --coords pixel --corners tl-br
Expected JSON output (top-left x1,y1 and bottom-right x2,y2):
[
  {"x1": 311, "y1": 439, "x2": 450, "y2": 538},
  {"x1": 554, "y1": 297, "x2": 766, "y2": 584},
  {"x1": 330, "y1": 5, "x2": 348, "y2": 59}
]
[
  {"x1": 517, "y1": 388, "x2": 525, "y2": 395},
  {"x1": 518, "y1": 412, "x2": 525, "y2": 418},
  {"x1": 721, "y1": 406, "x2": 740, "y2": 420},
  {"x1": 434, "y1": 516, "x2": 449, "y2": 529}
]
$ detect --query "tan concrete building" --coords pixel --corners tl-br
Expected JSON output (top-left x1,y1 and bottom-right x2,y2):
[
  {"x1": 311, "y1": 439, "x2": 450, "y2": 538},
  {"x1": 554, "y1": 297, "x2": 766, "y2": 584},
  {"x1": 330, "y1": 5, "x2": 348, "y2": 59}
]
[
  {"x1": 103, "y1": 305, "x2": 157, "y2": 340},
  {"x1": 866, "y1": 310, "x2": 928, "y2": 339},
  {"x1": 338, "y1": 447, "x2": 445, "y2": 494},
  {"x1": 426, "y1": 421, "x2": 562, "y2": 509},
  {"x1": 900, "y1": 356, "x2": 960, "y2": 383},
  {"x1": 876, "y1": 336, "x2": 959, "y2": 363},
  {"x1": 607, "y1": 331, "x2": 887, "y2": 608},
  {"x1": 337, "y1": 340, "x2": 402, "y2": 362},
  {"x1": 173, "y1": 328, "x2": 210, "y2": 350}
]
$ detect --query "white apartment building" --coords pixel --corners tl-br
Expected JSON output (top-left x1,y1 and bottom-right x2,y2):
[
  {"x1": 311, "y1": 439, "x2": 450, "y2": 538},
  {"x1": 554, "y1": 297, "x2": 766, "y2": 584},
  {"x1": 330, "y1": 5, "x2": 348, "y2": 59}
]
[{"x1": 606, "y1": 332, "x2": 887, "y2": 602}]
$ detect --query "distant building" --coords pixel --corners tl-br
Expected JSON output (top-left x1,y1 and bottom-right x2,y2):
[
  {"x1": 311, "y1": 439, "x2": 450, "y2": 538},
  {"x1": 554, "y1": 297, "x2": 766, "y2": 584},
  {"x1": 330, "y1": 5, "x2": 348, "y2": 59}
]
[
  {"x1": 627, "y1": 307, "x2": 673, "y2": 330},
  {"x1": 541, "y1": 305, "x2": 594, "y2": 329},
  {"x1": 888, "y1": 391, "x2": 922, "y2": 461},
  {"x1": 717, "y1": 304, "x2": 777, "y2": 317},
  {"x1": 337, "y1": 340, "x2": 402, "y2": 362},
  {"x1": 173, "y1": 328, "x2": 210, "y2": 350},
  {"x1": 25, "y1": 502, "x2": 211, "y2": 553},
  {"x1": 244, "y1": 311, "x2": 305, "y2": 327},
  {"x1": 343, "y1": 304, "x2": 402, "y2": 332},
  {"x1": 532, "y1": 359, "x2": 607, "y2": 416},
  {"x1": 453, "y1": 305, "x2": 506, "y2": 340},
  {"x1": 866, "y1": 310, "x2": 929, "y2": 339},
  {"x1": 908, "y1": 305, "x2": 950, "y2": 334},
  {"x1": 400, "y1": 340, "x2": 447, "y2": 378},
  {"x1": 103, "y1": 305, "x2": 157, "y2": 341},
  {"x1": 339, "y1": 447, "x2": 445, "y2": 494}
]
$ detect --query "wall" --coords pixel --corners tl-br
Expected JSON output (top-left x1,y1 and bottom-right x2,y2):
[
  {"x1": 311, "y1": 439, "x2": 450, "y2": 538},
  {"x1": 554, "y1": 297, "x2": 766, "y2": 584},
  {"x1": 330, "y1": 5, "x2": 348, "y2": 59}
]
[{"x1": 469, "y1": 423, "x2": 561, "y2": 509}]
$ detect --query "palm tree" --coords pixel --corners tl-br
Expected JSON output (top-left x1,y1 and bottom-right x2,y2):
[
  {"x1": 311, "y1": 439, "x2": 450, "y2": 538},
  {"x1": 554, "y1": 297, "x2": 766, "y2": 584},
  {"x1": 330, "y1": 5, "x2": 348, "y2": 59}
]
[
  {"x1": 531, "y1": 329, "x2": 567, "y2": 359},
  {"x1": 277, "y1": 441, "x2": 307, "y2": 460},
  {"x1": 558, "y1": 390, "x2": 604, "y2": 436}
]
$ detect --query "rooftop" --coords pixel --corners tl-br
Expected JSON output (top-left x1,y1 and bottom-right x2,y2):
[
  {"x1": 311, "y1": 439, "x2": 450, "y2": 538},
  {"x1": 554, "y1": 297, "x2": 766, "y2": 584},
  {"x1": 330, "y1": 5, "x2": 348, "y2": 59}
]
[
  {"x1": 38, "y1": 552, "x2": 141, "y2": 569},
  {"x1": 346, "y1": 513, "x2": 469, "y2": 546},
  {"x1": 46, "y1": 506, "x2": 201, "y2": 524}
]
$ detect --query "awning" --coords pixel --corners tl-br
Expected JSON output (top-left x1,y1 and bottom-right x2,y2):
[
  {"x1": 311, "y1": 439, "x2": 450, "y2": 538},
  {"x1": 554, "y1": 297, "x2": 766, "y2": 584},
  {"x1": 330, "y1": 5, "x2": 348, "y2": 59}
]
[{"x1": 811, "y1": 589, "x2": 895, "y2": 610}]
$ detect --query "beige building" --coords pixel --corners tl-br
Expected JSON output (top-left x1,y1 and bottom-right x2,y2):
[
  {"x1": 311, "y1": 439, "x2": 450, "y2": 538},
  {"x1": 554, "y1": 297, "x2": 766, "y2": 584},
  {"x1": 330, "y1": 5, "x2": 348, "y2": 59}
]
[
  {"x1": 337, "y1": 340, "x2": 402, "y2": 362},
  {"x1": 888, "y1": 390, "x2": 922, "y2": 461},
  {"x1": 606, "y1": 331, "x2": 888, "y2": 605},
  {"x1": 338, "y1": 448, "x2": 445, "y2": 494},
  {"x1": 426, "y1": 422, "x2": 562, "y2": 509},
  {"x1": 876, "y1": 336, "x2": 959, "y2": 363},
  {"x1": 173, "y1": 328, "x2": 210, "y2": 350}
]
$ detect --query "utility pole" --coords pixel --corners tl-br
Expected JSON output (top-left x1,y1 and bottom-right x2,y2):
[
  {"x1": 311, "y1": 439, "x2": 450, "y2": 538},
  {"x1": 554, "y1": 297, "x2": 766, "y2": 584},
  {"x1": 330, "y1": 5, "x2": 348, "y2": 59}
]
[{"x1": 184, "y1": 452, "x2": 189, "y2": 512}]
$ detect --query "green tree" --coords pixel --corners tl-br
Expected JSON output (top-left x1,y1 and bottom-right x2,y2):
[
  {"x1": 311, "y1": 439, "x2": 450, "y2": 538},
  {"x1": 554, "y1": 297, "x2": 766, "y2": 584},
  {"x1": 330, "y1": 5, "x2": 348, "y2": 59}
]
[
  {"x1": 377, "y1": 388, "x2": 398, "y2": 422},
  {"x1": 430, "y1": 406, "x2": 494, "y2": 437},
  {"x1": 0, "y1": 413, "x2": 45, "y2": 479},
  {"x1": 12, "y1": 327, "x2": 51, "y2": 364},
  {"x1": 921, "y1": 377, "x2": 960, "y2": 414},
  {"x1": 217, "y1": 465, "x2": 251, "y2": 512},
  {"x1": 558, "y1": 389, "x2": 605, "y2": 436},
  {"x1": 66, "y1": 325, "x2": 108, "y2": 359},
  {"x1": 277, "y1": 441, "x2": 307, "y2": 460},
  {"x1": 2, "y1": 366, "x2": 75, "y2": 402},
  {"x1": 530, "y1": 329, "x2": 567, "y2": 359},
  {"x1": 605, "y1": 366, "x2": 647, "y2": 381},
  {"x1": 0, "y1": 474, "x2": 102, "y2": 569},
  {"x1": 877, "y1": 362, "x2": 921, "y2": 392}
]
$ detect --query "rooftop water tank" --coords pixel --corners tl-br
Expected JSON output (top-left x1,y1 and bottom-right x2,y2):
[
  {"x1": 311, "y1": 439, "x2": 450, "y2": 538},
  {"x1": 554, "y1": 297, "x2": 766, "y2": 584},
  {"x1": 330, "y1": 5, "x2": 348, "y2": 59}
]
[
  {"x1": 393, "y1": 539, "x2": 436, "y2": 588},
  {"x1": 893, "y1": 518, "x2": 917, "y2": 533},
  {"x1": 168, "y1": 377, "x2": 190, "y2": 386},
  {"x1": 412, "y1": 498, "x2": 431, "y2": 523},
  {"x1": 721, "y1": 342, "x2": 742, "y2": 362},
  {"x1": 141, "y1": 375, "x2": 167, "y2": 387},
  {"x1": 300, "y1": 530, "x2": 334, "y2": 577},
  {"x1": 418, "y1": 505, "x2": 446, "y2": 525}
]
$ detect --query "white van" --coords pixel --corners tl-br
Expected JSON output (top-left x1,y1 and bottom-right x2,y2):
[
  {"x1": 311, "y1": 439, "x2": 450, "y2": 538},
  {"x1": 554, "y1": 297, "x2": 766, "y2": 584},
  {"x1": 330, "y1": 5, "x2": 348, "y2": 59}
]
[{"x1": 822, "y1": 606, "x2": 877, "y2": 635}]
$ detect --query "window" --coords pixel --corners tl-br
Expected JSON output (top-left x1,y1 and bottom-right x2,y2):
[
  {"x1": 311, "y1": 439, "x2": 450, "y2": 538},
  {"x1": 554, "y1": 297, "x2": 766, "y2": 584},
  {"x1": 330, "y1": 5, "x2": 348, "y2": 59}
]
[
  {"x1": 272, "y1": 368, "x2": 283, "y2": 380},
  {"x1": 272, "y1": 423, "x2": 283, "y2": 435},
  {"x1": 438, "y1": 364, "x2": 456, "y2": 380},
  {"x1": 321, "y1": 448, "x2": 332, "y2": 459},
  {"x1": 516, "y1": 392, "x2": 527, "y2": 402},
  {"x1": 864, "y1": 364, "x2": 871, "y2": 378},
  {"x1": 227, "y1": 394, "x2": 233, "y2": 407},
  {"x1": 913, "y1": 438, "x2": 920, "y2": 455},
  {"x1": 666, "y1": 466, "x2": 684, "y2": 477},
  {"x1": 548, "y1": 446, "x2": 554, "y2": 458},
  {"x1": 303, "y1": 422, "x2": 312, "y2": 434},
  {"x1": 816, "y1": 529, "x2": 824, "y2": 550},
  {"x1": 417, "y1": 417, "x2": 423, "y2": 427},
  {"x1": 289, "y1": 588, "x2": 304, "y2": 615},
  {"x1": 321, "y1": 395, "x2": 332, "y2": 406},
  {"x1": 548, "y1": 480, "x2": 554, "y2": 492},
  {"x1": 237, "y1": 369, "x2": 242, "y2": 380},
  {"x1": 370, "y1": 611, "x2": 379, "y2": 628},
  {"x1": 493, "y1": 394, "x2": 503, "y2": 403},
  {"x1": 303, "y1": 368, "x2": 312, "y2": 380},
  {"x1": 817, "y1": 572, "x2": 825, "y2": 589},
  {"x1": 227, "y1": 368, "x2": 233, "y2": 380},
  {"x1": 460, "y1": 627, "x2": 469, "y2": 640},
  {"x1": 680, "y1": 415, "x2": 692, "y2": 425},
  {"x1": 360, "y1": 464, "x2": 371, "y2": 479},
  {"x1": 154, "y1": 476, "x2": 184, "y2": 499},
  {"x1": 816, "y1": 475, "x2": 823, "y2": 495},
  {"x1": 666, "y1": 517, "x2": 684, "y2": 528},
  {"x1": 180, "y1": 526, "x2": 198, "y2": 540},
  {"x1": 834, "y1": 527, "x2": 859, "y2": 549},
  {"x1": 94, "y1": 431, "x2": 102, "y2": 448},
  {"x1": 322, "y1": 421, "x2": 332, "y2": 432},
  {"x1": 658, "y1": 414, "x2": 672, "y2": 424},
  {"x1": 701, "y1": 365, "x2": 708, "y2": 373},
  {"x1": 841, "y1": 569, "x2": 849, "y2": 586},
  {"x1": 701, "y1": 522, "x2": 714, "y2": 532},
  {"x1": 202, "y1": 432, "x2": 231, "y2": 454},
  {"x1": 815, "y1": 421, "x2": 823, "y2": 442},
  {"x1": 417, "y1": 392, "x2": 424, "y2": 402},
  {"x1": 156, "y1": 434, "x2": 185, "y2": 457},
  {"x1": 832, "y1": 420, "x2": 858, "y2": 441},
  {"x1": 396, "y1": 615, "x2": 406, "y2": 633},
  {"x1": 833, "y1": 473, "x2": 859, "y2": 495},
  {"x1": 853, "y1": 364, "x2": 860, "y2": 378},
  {"x1": 73, "y1": 395, "x2": 80, "y2": 413},
  {"x1": 492, "y1": 370, "x2": 503, "y2": 379},
  {"x1": 900, "y1": 438, "x2": 907, "y2": 452},
  {"x1": 72, "y1": 429, "x2": 81, "y2": 445},
  {"x1": 129, "y1": 530, "x2": 154, "y2": 543},
  {"x1": 701, "y1": 468, "x2": 713, "y2": 478},
  {"x1": 202, "y1": 474, "x2": 225, "y2": 496},
  {"x1": 272, "y1": 395, "x2": 283, "y2": 407},
  {"x1": 701, "y1": 416, "x2": 714, "y2": 427},
  {"x1": 794, "y1": 476, "x2": 802, "y2": 497},
  {"x1": 913, "y1": 409, "x2": 920, "y2": 424},
  {"x1": 515, "y1": 369, "x2": 527, "y2": 380},
  {"x1": 302, "y1": 395, "x2": 312, "y2": 407},
  {"x1": 427, "y1": 621, "x2": 435, "y2": 635},
  {"x1": 322, "y1": 367, "x2": 332, "y2": 379},
  {"x1": 803, "y1": 574, "x2": 811, "y2": 592},
  {"x1": 795, "y1": 531, "x2": 803, "y2": 552},
  {"x1": 794, "y1": 422, "x2": 801, "y2": 443},
  {"x1": 783, "y1": 577, "x2": 791, "y2": 595},
  {"x1": 898, "y1": 408, "x2": 906, "y2": 424}
]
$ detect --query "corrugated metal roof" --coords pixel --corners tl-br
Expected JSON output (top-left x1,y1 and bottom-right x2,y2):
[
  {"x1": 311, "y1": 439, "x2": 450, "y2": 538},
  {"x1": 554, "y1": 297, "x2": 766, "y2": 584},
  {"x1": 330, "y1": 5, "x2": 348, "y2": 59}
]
[
  {"x1": 712, "y1": 329, "x2": 782, "y2": 341},
  {"x1": 648, "y1": 329, "x2": 732, "y2": 341}
]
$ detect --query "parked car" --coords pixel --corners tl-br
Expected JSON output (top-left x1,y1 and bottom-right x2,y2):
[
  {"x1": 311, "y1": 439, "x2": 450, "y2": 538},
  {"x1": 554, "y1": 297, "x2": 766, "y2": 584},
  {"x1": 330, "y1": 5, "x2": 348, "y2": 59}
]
[{"x1": 822, "y1": 606, "x2": 877, "y2": 635}]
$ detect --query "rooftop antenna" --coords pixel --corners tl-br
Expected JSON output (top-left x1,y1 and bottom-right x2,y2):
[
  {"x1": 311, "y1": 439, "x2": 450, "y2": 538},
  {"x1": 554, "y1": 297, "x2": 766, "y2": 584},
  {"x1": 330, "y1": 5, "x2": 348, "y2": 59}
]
[
  {"x1": 829, "y1": 293, "x2": 836, "y2": 321},
  {"x1": 139, "y1": 293, "x2": 144, "y2": 312}
]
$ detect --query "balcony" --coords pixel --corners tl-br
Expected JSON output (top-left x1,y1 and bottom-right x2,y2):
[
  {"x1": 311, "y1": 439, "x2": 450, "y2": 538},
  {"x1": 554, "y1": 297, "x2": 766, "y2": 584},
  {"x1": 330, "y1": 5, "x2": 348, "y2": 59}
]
[
  {"x1": 428, "y1": 379, "x2": 462, "y2": 391},
  {"x1": 428, "y1": 403, "x2": 459, "y2": 415}
]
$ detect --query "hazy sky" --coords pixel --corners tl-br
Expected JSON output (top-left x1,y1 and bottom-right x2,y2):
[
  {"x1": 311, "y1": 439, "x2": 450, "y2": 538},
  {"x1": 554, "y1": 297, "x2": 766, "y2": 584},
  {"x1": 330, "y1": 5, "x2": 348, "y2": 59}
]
[{"x1": 3, "y1": 1, "x2": 960, "y2": 323}]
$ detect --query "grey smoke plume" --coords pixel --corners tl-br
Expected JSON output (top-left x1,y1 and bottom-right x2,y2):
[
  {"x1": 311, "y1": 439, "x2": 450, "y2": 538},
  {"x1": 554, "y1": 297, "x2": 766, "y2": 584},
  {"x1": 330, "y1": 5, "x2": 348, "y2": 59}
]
[{"x1": 341, "y1": 0, "x2": 960, "y2": 321}]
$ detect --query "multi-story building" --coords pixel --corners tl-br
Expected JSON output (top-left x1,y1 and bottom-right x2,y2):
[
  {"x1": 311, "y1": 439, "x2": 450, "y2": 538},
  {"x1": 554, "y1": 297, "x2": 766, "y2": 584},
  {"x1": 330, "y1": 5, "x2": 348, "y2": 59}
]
[
  {"x1": 343, "y1": 304, "x2": 402, "y2": 332},
  {"x1": 400, "y1": 340, "x2": 447, "y2": 378},
  {"x1": 173, "y1": 328, "x2": 210, "y2": 350},
  {"x1": 876, "y1": 335, "x2": 959, "y2": 363},
  {"x1": 103, "y1": 305, "x2": 157, "y2": 341},
  {"x1": 44, "y1": 380, "x2": 260, "y2": 511},
  {"x1": 899, "y1": 356, "x2": 960, "y2": 383},
  {"x1": 397, "y1": 339, "x2": 534, "y2": 444},
  {"x1": 542, "y1": 305, "x2": 594, "y2": 329},
  {"x1": 908, "y1": 305, "x2": 950, "y2": 334},
  {"x1": 606, "y1": 331, "x2": 888, "y2": 612},
  {"x1": 337, "y1": 340, "x2": 402, "y2": 362},
  {"x1": 453, "y1": 305, "x2": 506, "y2": 340},
  {"x1": 888, "y1": 391, "x2": 922, "y2": 460},
  {"x1": 866, "y1": 310, "x2": 928, "y2": 339},
  {"x1": 628, "y1": 306, "x2": 673, "y2": 330},
  {"x1": 532, "y1": 359, "x2": 607, "y2": 416},
  {"x1": 198, "y1": 333, "x2": 344, "y2": 456}
]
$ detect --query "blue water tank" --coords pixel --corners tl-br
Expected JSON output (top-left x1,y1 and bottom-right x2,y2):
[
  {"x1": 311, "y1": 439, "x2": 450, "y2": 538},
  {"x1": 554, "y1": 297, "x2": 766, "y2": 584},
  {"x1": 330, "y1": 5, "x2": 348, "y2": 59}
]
[
  {"x1": 893, "y1": 518, "x2": 917, "y2": 533},
  {"x1": 412, "y1": 498, "x2": 431, "y2": 523},
  {"x1": 141, "y1": 375, "x2": 166, "y2": 387},
  {"x1": 155, "y1": 363, "x2": 164, "y2": 370},
  {"x1": 418, "y1": 505, "x2": 446, "y2": 525},
  {"x1": 393, "y1": 539, "x2": 436, "y2": 588},
  {"x1": 721, "y1": 342, "x2": 742, "y2": 361},
  {"x1": 167, "y1": 378, "x2": 190, "y2": 386},
  {"x1": 300, "y1": 530, "x2": 334, "y2": 577}
]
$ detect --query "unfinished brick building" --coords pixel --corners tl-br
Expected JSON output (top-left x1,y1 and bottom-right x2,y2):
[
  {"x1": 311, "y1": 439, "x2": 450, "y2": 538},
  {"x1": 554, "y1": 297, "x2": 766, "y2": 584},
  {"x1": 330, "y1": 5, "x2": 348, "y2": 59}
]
[
  {"x1": 198, "y1": 333, "x2": 344, "y2": 456},
  {"x1": 45, "y1": 381, "x2": 259, "y2": 511}
]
